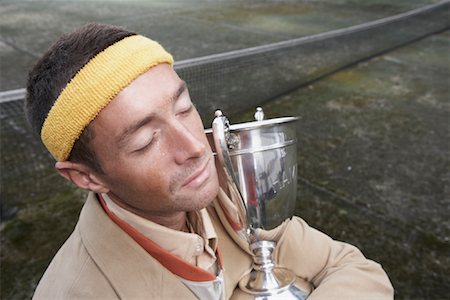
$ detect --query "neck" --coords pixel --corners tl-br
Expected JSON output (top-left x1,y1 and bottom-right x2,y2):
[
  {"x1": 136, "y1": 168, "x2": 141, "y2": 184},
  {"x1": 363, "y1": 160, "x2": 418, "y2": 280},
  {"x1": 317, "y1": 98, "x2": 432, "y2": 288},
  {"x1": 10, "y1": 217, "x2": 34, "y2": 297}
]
[
  {"x1": 105, "y1": 192, "x2": 189, "y2": 232},
  {"x1": 146, "y1": 211, "x2": 189, "y2": 232}
]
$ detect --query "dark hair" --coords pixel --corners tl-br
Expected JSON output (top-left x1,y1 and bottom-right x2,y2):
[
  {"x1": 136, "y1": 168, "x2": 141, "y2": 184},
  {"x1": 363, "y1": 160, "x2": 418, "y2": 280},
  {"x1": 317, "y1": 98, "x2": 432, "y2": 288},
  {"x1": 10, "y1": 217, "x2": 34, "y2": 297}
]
[{"x1": 25, "y1": 23, "x2": 136, "y2": 172}]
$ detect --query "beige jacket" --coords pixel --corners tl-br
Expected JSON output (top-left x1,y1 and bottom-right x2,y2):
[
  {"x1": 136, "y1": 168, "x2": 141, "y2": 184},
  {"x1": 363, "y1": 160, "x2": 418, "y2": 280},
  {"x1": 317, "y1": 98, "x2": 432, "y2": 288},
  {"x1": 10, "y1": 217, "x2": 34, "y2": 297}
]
[{"x1": 33, "y1": 193, "x2": 393, "y2": 299}]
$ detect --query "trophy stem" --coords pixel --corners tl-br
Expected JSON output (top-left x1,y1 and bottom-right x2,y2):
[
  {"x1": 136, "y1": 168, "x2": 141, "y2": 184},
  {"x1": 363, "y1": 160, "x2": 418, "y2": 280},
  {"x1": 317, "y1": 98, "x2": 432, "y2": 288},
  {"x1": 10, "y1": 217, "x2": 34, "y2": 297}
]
[{"x1": 239, "y1": 240, "x2": 306, "y2": 298}]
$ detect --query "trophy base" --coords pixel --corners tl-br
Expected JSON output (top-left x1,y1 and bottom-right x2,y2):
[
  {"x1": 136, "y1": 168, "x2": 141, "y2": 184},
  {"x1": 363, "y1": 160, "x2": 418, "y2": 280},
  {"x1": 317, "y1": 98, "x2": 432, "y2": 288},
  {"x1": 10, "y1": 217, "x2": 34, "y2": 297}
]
[
  {"x1": 239, "y1": 268, "x2": 307, "y2": 299},
  {"x1": 238, "y1": 241, "x2": 308, "y2": 299}
]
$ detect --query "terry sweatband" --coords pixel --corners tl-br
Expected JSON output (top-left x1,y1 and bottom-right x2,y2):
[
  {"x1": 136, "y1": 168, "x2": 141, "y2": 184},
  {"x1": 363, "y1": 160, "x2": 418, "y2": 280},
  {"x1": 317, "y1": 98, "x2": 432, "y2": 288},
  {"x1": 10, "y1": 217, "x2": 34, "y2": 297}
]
[{"x1": 41, "y1": 35, "x2": 174, "y2": 161}]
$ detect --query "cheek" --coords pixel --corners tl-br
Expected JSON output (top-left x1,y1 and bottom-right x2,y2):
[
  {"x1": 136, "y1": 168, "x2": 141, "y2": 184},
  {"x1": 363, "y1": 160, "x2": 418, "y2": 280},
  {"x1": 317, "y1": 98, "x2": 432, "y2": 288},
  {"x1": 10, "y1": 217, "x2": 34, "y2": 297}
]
[
  {"x1": 108, "y1": 162, "x2": 172, "y2": 202},
  {"x1": 103, "y1": 151, "x2": 169, "y2": 190},
  {"x1": 126, "y1": 159, "x2": 165, "y2": 184}
]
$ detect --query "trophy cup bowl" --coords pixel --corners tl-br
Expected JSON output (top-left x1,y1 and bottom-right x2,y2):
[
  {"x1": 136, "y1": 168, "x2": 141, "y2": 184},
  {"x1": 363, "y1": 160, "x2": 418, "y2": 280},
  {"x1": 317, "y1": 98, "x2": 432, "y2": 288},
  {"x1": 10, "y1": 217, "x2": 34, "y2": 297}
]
[{"x1": 205, "y1": 108, "x2": 307, "y2": 299}]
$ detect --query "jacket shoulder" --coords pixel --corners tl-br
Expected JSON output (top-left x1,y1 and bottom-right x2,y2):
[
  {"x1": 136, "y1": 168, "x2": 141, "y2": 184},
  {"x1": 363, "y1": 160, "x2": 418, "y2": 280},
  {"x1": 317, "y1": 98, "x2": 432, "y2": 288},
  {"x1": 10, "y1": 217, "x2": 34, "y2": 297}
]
[{"x1": 32, "y1": 225, "x2": 118, "y2": 300}]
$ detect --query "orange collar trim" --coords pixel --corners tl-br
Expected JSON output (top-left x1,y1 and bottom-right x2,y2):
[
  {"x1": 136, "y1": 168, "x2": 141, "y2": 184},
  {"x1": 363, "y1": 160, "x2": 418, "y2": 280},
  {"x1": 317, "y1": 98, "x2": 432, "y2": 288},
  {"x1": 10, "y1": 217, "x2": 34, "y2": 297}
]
[{"x1": 97, "y1": 194, "x2": 222, "y2": 282}]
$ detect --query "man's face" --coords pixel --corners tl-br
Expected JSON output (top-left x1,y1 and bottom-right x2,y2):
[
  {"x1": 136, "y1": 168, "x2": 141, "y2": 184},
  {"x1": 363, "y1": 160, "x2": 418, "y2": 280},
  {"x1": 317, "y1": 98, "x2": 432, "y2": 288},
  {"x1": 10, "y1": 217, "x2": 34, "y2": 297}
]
[{"x1": 89, "y1": 64, "x2": 219, "y2": 220}]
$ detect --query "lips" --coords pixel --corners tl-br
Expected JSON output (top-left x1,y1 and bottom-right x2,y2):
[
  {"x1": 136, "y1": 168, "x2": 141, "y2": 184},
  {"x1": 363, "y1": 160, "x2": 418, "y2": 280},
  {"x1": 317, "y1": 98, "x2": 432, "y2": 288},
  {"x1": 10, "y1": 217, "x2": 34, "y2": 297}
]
[{"x1": 181, "y1": 156, "x2": 211, "y2": 188}]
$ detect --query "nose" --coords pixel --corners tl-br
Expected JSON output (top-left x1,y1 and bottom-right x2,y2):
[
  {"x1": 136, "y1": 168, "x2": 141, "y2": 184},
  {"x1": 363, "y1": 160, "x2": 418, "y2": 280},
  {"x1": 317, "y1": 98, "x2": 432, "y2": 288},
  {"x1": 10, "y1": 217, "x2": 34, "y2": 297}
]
[{"x1": 169, "y1": 121, "x2": 206, "y2": 165}]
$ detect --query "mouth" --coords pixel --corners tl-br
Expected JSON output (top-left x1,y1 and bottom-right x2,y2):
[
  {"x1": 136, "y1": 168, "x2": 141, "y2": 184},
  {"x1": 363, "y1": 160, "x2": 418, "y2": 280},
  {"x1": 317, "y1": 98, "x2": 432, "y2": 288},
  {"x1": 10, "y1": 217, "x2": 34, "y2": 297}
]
[{"x1": 181, "y1": 156, "x2": 212, "y2": 188}]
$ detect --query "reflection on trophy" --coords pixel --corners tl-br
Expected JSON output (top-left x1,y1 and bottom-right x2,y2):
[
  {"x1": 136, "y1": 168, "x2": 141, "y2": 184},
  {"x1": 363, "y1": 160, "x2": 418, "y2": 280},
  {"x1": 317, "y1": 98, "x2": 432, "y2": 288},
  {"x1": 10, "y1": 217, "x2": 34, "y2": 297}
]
[{"x1": 206, "y1": 108, "x2": 307, "y2": 299}]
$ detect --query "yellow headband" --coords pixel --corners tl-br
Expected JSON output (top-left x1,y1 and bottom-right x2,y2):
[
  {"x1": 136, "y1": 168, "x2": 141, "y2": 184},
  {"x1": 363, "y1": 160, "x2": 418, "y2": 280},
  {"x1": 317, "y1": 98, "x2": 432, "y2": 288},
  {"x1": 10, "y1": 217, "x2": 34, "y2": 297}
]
[{"x1": 41, "y1": 35, "x2": 174, "y2": 161}]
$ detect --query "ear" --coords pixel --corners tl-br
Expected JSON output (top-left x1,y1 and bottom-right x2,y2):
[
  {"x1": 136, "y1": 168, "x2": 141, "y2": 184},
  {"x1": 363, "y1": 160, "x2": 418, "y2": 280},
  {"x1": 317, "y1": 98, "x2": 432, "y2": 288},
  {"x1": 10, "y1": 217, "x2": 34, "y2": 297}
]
[{"x1": 55, "y1": 161, "x2": 110, "y2": 193}]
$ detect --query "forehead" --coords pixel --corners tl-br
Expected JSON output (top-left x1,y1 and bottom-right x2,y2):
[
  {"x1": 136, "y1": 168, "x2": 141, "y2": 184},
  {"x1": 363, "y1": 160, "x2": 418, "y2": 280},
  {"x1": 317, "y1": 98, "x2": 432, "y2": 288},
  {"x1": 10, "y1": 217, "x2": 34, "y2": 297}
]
[
  {"x1": 103, "y1": 64, "x2": 179, "y2": 114},
  {"x1": 117, "y1": 63, "x2": 181, "y2": 106},
  {"x1": 89, "y1": 64, "x2": 182, "y2": 134}
]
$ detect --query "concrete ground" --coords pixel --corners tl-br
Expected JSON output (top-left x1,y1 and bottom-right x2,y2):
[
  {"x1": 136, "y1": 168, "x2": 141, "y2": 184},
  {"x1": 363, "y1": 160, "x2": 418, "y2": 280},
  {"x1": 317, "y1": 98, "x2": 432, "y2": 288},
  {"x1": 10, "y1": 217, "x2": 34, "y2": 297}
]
[
  {"x1": 236, "y1": 30, "x2": 449, "y2": 298},
  {"x1": 1, "y1": 1, "x2": 448, "y2": 299}
]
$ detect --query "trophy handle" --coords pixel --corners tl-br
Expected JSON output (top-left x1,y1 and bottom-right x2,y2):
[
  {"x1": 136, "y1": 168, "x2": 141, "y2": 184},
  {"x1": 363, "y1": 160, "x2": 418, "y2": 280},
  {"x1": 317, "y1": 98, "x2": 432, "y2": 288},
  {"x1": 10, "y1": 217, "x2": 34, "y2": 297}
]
[
  {"x1": 212, "y1": 110, "x2": 251, "y2": 239},
  {"x1": 211, "y1": 110, "x2": 240, "y2": 195}
]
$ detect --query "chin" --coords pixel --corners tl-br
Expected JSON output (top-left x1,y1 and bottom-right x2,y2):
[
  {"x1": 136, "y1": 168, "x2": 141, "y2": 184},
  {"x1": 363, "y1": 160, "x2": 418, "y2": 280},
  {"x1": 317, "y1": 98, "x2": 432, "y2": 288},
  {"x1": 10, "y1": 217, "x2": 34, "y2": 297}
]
[
  {"x1": 189, "y1": 177, "x2": 220, "y2": 211},
  {"x1": 200, "y1": 181, "x2": 220, "y2": 208}
]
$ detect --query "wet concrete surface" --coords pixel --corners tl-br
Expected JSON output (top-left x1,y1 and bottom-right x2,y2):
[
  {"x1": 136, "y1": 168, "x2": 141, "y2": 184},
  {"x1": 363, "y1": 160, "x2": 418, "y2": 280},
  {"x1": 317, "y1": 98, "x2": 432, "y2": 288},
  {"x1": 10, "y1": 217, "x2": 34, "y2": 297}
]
[
  {"x1": 1, "y1": 0, "x2": 449, "y2": 299},
  {"x1": 232, "y1": 30, "x2": 450, "y2": 298},
  {"x1": 0, "y1": 0, "x2": 441, "y2": 90}
]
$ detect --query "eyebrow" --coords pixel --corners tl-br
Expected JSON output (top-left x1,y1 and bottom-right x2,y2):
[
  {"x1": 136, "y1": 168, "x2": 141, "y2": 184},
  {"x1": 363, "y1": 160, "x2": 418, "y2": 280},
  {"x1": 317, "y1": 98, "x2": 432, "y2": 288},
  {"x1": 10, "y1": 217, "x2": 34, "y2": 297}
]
[{"x1": 116, "y1": 80, "x2": 188, "y2": 148}]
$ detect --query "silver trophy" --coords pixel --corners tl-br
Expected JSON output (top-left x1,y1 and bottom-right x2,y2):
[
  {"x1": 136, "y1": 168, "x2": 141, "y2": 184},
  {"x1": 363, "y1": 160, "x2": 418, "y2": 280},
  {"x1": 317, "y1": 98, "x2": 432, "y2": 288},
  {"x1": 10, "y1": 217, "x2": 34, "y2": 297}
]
[{"x1": 205, "y1": 107, "x2": 307, "y2": 299}]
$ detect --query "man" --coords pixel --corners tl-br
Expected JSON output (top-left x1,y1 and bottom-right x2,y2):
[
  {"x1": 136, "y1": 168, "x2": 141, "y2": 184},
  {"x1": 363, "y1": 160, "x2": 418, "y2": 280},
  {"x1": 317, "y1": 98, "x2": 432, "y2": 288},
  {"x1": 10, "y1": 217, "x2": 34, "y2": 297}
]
[{"x1": 26, "y1": 23, "x2": 393, "y2": 299}]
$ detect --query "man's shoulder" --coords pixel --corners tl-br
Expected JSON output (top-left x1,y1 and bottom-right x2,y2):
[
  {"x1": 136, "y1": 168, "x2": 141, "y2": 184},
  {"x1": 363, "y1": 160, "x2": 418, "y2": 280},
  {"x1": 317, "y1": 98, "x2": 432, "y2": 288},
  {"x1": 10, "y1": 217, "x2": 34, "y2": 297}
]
[{"x1": 32, "y1": 224, "x2": 117, "y2": 299}]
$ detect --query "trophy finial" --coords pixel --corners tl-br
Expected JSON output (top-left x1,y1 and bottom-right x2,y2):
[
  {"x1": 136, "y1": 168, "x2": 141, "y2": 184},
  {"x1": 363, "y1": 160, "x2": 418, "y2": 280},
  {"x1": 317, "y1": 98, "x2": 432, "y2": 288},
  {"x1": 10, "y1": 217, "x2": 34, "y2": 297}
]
[
  {"x1": 254, "y1": 107, "x2": 264, "y2": 121},
  {"x1": 214, "y1": 109, "x2": 223, "y2": 117}
]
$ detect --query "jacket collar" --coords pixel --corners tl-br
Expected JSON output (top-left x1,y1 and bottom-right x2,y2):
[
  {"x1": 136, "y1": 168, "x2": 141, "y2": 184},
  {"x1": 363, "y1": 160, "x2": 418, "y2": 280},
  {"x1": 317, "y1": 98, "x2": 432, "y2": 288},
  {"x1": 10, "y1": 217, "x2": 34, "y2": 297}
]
[{"x1": 78, "y1": 192, "x2": 197, "y2": 299}]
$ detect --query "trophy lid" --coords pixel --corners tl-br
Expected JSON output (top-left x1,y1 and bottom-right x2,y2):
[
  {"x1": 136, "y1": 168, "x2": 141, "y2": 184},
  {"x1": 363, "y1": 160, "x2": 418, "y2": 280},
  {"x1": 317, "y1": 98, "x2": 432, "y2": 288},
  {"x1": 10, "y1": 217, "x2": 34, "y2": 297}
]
[{"x1": 204, "y1": 108, "x2": 299, "y2": 134}]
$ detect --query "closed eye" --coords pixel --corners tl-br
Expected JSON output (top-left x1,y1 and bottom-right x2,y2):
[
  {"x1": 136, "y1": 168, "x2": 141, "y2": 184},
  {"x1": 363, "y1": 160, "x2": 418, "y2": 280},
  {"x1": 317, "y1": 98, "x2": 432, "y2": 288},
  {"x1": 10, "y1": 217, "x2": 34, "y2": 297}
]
[
  {"x1": 177, "y1": 104, "x2": 194, "y2": 117},
  {"x1": 132, "y1": 131, "x2": 159, "y2": 154},
  {"x1": 134, "y1": 142, "x2": 152, "y2": 153}
]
